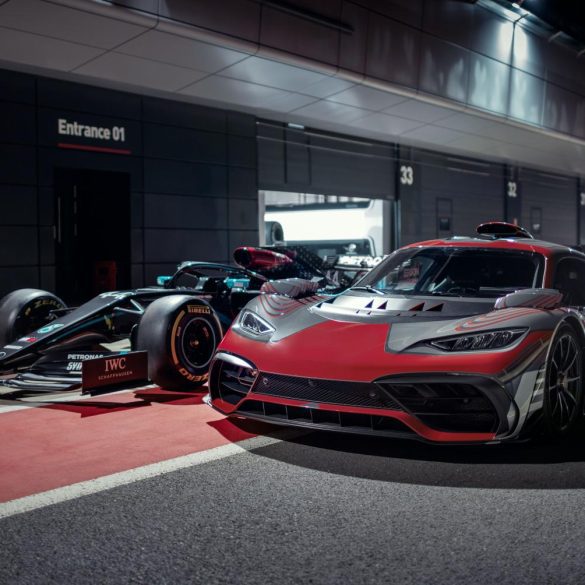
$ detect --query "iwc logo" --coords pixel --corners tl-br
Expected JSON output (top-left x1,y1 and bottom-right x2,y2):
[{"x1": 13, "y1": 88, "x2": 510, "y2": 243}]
[{"x1": 105, "y1": 357, "x2": 127, "y2": 372}]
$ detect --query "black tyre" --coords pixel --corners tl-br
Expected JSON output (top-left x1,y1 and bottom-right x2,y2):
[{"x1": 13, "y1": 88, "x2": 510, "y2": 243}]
[
  {"x1": 0, "y1": 288, "x2": 66, "y2": 346},
  {"x1": 542, "y1": 324, "x2": 584, "y2": 438},
  {"x1": 135, "y1": 295, "x2": 222, "y2": 391}
]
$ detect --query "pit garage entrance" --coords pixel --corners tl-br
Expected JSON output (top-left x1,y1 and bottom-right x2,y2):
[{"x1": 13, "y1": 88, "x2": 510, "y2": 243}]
[{"x1": 54, "y1": 168, "x2": 131, "y2": 303}]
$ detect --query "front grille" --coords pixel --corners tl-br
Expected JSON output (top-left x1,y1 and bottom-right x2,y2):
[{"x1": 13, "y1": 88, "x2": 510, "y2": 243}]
[
  {"x1": 251, "y1": 373, "x2": 403, "y2": 410},
  {"x1": 237, "y1": 399, "x2": 415, "y2": 437},
  {"x1": 379, "y1": 381, "x2": 499, "y2": 433}
]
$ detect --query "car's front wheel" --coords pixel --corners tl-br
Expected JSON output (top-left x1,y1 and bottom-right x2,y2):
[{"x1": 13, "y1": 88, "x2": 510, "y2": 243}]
[
  {"x1": 542, "y1": 324, "x2": 584, "y2": 437},
  {"x1": 135, "y1": 295, "x2": 222, "y2": 391}
]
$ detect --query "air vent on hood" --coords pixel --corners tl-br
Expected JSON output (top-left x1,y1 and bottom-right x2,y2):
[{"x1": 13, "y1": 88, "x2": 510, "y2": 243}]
[{"x1": 357, "y1": 299, "x2": 445, "y2": 313}]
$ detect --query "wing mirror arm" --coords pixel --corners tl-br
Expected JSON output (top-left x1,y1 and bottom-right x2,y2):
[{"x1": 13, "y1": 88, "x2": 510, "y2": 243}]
[{"x1": 494, "y1": 288, "x2": 563, "y2": 310}]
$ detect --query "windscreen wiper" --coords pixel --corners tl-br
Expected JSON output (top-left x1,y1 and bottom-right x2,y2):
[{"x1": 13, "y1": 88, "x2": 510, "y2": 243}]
[
  {"x1": 349, "y1": 285, "x2": 386, "y2": 296},
  {"x1": 425, "y1": 290, "x2": 475, "y2": 297}
]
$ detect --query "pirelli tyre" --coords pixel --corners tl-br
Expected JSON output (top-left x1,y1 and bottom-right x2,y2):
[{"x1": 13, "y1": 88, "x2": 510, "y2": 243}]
[
  {"x1": 0, "y1": 288, "x2": 66, "y2": 346},
  {"x1": 136, "y1": 295, "x2": 222, "y2": 391}
]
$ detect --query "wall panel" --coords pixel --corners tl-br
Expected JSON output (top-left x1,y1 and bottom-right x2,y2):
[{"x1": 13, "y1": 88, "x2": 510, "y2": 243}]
[
  {"x1": 144, "y1": 228, "x2": 228, "y2": 263},
  {"x1": 260, "y1": 6, "x2": 340, "y2": 66},
  {"x1": 509, "y1": 68, "x2": 544, "y2": 127},
  {"x1": 0, "y1": 69, "x2": 259, "y2": 297},
  {"x1": 0, "y1": 102, "x2": 36, "y2": 144},
  {"x1": 143, "y1": 160, "x2": 227, "y2": 196},
  {"x1": 143, "y1": 123, "x2": 227, "y2": 164},
  {"x1": 339, "y1": 1, "x2": 368, "y2": 74},
  {"x1": 228, "y1": 198, "x2": 258, "y2": 231},
  {"x1": 467, "y1": 53, "x2": 509, "y2": 115},
  {"x1": 0, "y1": 144, "x2": 36, "y2": 185},
  {"x1": 144, "y1": 97, "x2": 226, "y2": 133},
  {"x1": 38, "y1": 78, "x2": 141, "y2": 119},
  {"x1": 145, "y1": 193, "x2": 228, "y2": 229},
  {"x1": 422, "y1": 0, "x2": 474, "y2": 51},
  {"x1": 543, "y1": 83, "x2": 581, "y2": 136},
  {"x1": 419, "y1": 35, "x2": 469, "y2": 103},
  {"x1": 366, "y1": 15, "x2": 421, "y2": 89},
  {"x1": 159, "y1": 0, "x2": 260, "y2": 42},
  {"x1": 258, "y1": 121, "x2": 394, "y2": 198},
  {"x1": 352, "y1": 0, "x2": 423, "y2": 28},
  {"x1": 0, "y1": 227, "x2": 38, "y2": 266},
  {"x1": 0, "y1": 185, "x2": 37, "y2": 224},
  {"x1": 0, "y1": 69, "x2": 35, "y2": 104},
  {"x1": 519, "y1": 169, "x2": 577, "y2": 246},
  {"x1": 400, "y1": 147, "x2": 505, "y2": 245},
  {"x1": 0, "y1": 267, "x2": 39, "y2": 291}
]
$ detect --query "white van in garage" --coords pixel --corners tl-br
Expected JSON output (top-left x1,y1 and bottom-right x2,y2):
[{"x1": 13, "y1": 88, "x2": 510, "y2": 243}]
[{"x1": 263, "y1": 194, "x2": 385, "y2": 258}]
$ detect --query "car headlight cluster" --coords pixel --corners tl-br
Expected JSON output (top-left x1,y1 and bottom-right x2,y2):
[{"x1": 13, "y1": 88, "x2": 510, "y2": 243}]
[
  {"x1": 239, "y1": 310, "x2": 275, "y2": 336},
  {"x1": 430, "y1": 328, "x2": 527, "y2": 352}
]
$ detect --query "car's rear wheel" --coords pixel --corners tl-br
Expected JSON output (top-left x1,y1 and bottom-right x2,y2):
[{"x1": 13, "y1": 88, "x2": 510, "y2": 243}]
[
  {"x1": 0, "y1": 289, "x2": 67, "y2": 346},
  {"x1": 135, "y1": 295, "x2": 222, "y2": 391},
  {"x1": 543, "y1": 324, "x2": 583, "y2": 437}
]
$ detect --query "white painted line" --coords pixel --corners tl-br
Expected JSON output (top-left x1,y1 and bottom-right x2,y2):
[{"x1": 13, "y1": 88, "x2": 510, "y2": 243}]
[
  {"x1": 0, "y1": 431, "x2": 293, "y2": 519},
  {"x1": 0, "y1": 389, "x2": 132, "y2": 414},
  {"x1": 0, "y1": 385, "x2": 160, "y2": 415}
]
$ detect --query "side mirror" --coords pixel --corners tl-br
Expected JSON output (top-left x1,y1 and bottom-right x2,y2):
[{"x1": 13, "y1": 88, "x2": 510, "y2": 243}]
[{"x1": 494, "y1": 288, "x2": 563, "y2": 310}]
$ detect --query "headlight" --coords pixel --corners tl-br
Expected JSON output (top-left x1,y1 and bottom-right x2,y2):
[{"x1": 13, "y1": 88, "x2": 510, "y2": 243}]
[
  {"x1": 239, "y1": 310, "x2": 275, "y2": 336},
  {"x1": 429, "y1": 328, "x2": 527, "y2": 351}
]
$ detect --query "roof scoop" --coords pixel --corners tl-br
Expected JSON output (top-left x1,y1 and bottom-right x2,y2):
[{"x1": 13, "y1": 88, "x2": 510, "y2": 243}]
[{"x1": 476, "y1": 222, "x2": 534, "y2": 239}]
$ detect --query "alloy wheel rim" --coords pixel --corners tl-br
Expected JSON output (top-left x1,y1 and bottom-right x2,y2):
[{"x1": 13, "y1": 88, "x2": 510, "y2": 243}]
[
  {"x1": 547, "y1": 333, "x2": 581, "y2": 432},
  {"x1": 180, "y1": 318, "x2": 216, "y2": 369}
]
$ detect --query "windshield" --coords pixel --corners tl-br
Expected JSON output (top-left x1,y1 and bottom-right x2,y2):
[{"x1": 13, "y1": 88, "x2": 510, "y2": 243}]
[{"x1": 355, "y1": 247, "x2": 544, "y2": 298}]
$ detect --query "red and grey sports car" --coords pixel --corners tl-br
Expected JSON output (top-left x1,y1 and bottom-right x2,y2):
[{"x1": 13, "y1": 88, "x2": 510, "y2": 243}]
[{"x1": 207, "y1": 222, "x2": 585, "y2": 443}]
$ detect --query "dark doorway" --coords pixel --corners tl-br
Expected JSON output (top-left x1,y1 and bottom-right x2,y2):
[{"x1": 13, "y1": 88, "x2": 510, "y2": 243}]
[
  {"x1": 54, "y1": 168, "x2": 131, "y2": 303},
  {"x1": 530, "y1": 206, "x2": 543, "y2": 237},
  {"x1": 436, "y1": 197, "x2": 453, "y2": 238}
]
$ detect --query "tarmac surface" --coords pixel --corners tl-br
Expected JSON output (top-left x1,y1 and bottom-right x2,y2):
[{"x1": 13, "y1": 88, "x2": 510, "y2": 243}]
[{"x1": 2, "y1": 390, "x2": 585, "y2": 584}]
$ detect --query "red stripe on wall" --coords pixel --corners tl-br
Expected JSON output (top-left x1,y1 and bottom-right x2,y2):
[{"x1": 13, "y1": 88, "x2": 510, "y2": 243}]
[{"x1": 58, "y1": 142, "x2": 132, "y2": 155}]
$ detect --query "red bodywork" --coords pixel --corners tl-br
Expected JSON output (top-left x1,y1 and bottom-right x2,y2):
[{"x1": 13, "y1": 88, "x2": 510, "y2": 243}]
[
  {"x1": 233, "y1": 247, "x2": 294, "y2": 270},
  {"x1": 214, "y1": 321, "x2": 551, "y2": 443}
]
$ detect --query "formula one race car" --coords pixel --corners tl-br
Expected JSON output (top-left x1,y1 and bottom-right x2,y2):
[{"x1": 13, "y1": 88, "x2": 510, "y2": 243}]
[
  {"x1": 208, "y1": 222, "x2": 585, "y2": 444},
  {"x1": 0, "y1": 245, "x2": 376, "y2": 396}
]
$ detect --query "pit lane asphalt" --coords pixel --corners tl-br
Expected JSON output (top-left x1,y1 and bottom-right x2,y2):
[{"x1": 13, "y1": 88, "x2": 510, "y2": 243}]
[{"x1": 3, "y1": 429, "x2": 585, "y2": 585}]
